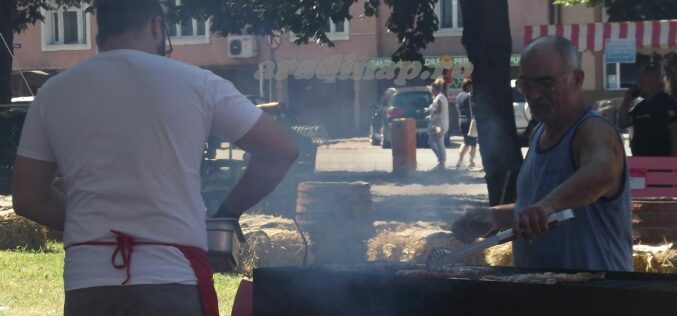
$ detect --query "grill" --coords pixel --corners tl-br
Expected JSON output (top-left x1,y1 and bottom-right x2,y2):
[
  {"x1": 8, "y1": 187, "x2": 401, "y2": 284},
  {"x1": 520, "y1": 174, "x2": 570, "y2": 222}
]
[{"x1": 253, "y1": 263, "x2": 677, "y2": 316}]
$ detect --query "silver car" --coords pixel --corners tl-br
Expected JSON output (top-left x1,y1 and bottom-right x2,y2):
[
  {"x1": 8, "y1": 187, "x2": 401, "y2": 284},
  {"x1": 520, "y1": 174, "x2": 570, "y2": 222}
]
[{"x1": 511, "y1": 79, "x2": 532, "y2": 136}]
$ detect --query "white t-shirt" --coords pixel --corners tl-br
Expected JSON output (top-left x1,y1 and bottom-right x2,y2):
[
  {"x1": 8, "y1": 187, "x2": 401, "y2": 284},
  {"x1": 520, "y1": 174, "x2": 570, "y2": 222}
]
[{"x1": 16, "y1": 49, "x2": 262, "y2": 291}]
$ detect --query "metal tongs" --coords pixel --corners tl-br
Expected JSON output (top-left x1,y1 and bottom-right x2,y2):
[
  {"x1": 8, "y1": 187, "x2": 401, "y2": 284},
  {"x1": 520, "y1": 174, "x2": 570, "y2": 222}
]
[{"x1": 426, "y1": 209, "x2": 575, "y2": 270}]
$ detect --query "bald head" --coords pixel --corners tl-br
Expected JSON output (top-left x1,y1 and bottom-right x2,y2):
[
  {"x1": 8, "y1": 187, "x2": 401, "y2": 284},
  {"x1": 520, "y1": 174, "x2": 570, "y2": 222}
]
[
  {"x1": 518, "y1": 35, "x2": 586, "y2": 127},
  {"x1": 523, "y1": 36, "x2": 580, "y2": 72}
]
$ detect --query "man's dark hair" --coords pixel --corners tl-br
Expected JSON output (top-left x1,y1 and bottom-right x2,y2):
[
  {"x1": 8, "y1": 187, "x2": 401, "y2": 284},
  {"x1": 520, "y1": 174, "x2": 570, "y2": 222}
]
[{"x1": 95, "y1": 0, "x2": 165, "y2": 44}]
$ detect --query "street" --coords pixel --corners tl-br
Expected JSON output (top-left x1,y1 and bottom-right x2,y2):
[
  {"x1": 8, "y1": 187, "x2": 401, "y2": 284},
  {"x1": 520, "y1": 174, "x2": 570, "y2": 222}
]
[{"x1": 313, "y1": 136, "x2": 489, "y2": 225}]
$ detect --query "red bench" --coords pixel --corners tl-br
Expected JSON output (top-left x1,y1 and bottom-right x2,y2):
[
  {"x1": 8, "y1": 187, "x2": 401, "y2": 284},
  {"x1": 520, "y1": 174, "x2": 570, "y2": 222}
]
[
  {"x1": 628, "y1": 156, "x2": 677, "y2": 198},
  {"x1": 628, "y1": 157, "x2": 677, "y2": 243}
]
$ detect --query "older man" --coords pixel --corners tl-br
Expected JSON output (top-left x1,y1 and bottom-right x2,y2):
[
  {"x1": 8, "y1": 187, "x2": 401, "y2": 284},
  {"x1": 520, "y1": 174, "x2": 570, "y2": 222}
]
[{"x1": 452, "y1": 36, "x2": 632, "y2": 271}]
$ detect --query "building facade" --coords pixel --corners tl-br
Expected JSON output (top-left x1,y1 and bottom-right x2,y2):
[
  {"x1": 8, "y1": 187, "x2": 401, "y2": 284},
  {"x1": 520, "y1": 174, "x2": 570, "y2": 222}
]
[{"x1": 12, "y1": 1, "x2": 670, "y2": 137}]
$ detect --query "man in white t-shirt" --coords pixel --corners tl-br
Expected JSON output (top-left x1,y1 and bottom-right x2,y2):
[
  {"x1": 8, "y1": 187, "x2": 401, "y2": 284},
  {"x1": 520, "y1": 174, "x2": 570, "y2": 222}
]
[{"x1": 11, "y1": 0, "x2": 298, "y2": 315}]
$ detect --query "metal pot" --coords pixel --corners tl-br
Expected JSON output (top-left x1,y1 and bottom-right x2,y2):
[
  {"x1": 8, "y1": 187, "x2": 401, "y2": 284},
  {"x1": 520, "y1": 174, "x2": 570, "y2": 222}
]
[{"x1": 206, "y1": 217, "x2": 246, "y2": 272}]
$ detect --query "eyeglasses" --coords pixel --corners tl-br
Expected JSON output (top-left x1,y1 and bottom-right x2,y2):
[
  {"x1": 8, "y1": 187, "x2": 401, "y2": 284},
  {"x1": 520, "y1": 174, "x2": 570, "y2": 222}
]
[{"x1": 515, "y1": 71, "x2": 570, "y2": 94}]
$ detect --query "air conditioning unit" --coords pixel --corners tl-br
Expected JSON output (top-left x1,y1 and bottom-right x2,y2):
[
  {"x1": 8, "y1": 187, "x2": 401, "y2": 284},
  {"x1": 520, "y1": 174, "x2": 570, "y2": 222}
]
[{"x1": 228, "y1": 35, "x2": 258, "y2": 58}]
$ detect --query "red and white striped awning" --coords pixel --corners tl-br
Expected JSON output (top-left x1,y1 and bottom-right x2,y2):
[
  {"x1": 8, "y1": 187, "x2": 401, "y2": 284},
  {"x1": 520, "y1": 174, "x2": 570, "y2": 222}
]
[{"x1": 523, "y1": 20, "x2": 677, "y2": 53}]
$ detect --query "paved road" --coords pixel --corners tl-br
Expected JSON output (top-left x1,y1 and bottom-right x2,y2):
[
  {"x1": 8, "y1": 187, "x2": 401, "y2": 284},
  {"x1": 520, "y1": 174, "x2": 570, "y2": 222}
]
[{"x1": 311, "y1": 137, "x2": 489, "y2": 224}]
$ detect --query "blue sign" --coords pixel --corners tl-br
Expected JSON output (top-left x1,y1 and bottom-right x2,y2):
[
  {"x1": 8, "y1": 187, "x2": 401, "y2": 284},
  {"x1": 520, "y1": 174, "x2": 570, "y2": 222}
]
[
  {"x1": 12, "y1": 43, "x2": 21, "y2": 48},
  {"x1": 604, "y1": 39, "x2": 636, "y2": 63}
]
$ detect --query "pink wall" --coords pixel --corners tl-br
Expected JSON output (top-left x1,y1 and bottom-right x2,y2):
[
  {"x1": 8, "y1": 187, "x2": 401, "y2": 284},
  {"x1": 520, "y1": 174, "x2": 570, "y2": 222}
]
[
  {"x1": 561, "y1": 5, "x2": 599, "y2": 24},
  {"x1": 12, "y1": 21, "x2": 97, "y2": 71},
  {"x1": 509, "y1": 0, "x2": 550, "y2": 51},
  {"x1": 12, "y1": 13, "x2": 260, "y2": 71}
]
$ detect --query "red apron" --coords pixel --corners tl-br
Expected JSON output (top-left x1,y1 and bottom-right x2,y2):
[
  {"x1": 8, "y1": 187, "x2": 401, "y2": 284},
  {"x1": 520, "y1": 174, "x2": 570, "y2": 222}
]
[{"x1": 65, "y1": 230, "x2": 219, "y2": 316}]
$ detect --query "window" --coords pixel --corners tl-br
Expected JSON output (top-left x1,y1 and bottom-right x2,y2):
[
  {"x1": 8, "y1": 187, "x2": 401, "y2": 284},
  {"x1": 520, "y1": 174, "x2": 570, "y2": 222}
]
[
  {"x1": 605, "y1": 62, "x2": 641, "y2": 90},
  {"x1": 167, "y1": 0, "x2": 210, "y2": 44},
  {"x1": 41, "y1": 6, "x2": 91, "y2": 51},
  {"x1": 324, "y1": 19, "x2": 349, "y2": 41},
  {"x1": 435, "y1": 0, "x2": 463, "y2": 36}
]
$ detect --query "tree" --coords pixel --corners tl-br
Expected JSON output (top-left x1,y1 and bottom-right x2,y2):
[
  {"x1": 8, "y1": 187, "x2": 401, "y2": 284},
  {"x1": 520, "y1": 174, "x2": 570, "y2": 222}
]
[
  {"x1": 173, "y1": 0, "x2": 521, "y2": 205},
  {"x1": 0, "y1": 0, "x2": 84, "y2": 104},
  {"x1": 459, "y1": 0, "x2": 521, "y2": 205}
]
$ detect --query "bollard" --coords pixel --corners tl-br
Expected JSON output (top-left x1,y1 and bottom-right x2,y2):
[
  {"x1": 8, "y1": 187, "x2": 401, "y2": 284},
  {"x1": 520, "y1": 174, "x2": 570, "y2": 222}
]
[{"x1": 391, "y1": 118, "x2": 417, "y2": 177}]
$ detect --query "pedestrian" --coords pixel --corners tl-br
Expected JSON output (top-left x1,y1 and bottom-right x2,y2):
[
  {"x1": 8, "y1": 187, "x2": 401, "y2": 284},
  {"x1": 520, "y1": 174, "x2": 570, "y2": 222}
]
[
  {"x1": 11, "y1": 0, "x2": 299, "y2": 315},
  {"x1": 427, "y1": 78, "x2": 450, "y2": 170},
  {"x1": 454, "y1": 78, "x2": 477, "y2": 168},
  {"x1": 618, "y1": 67, "x2": 677, "y2": 156},
  {"x1": 451, "y1": 36, "x2": 632, "y2": 271}
]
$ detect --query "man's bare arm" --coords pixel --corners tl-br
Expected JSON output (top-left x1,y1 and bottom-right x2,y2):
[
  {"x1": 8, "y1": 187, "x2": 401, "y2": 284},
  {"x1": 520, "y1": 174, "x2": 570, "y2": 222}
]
[
  {"x1": 215, "y1": 113, "x2": 299, "y2": 217},
  {"x1": 516, "y1": 119, "x2": 625, "y2": 238},
  {"x1": 11, "y1": 156, "x2": 65, "y2": 231}
]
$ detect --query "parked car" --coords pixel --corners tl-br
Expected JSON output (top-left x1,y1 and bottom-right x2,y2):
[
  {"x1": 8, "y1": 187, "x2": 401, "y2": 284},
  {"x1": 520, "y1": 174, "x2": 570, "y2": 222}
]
[
  {"x1": 511, "y1": 80, "x2": 532, "y2": 135},
  {"x1": 510, "y1": 80, "x2": 537, "y2": 147},
  {"x1": 370, "y1": 87, "x2": 451, "y2": 148}
]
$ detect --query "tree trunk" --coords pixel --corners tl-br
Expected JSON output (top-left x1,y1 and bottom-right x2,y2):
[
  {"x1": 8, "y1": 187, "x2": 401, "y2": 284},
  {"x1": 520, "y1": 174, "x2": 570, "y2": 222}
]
[
  {"x1": 0, "y1": 0, "x2": 13, "y2": 104},
  {"x1": 459, "y1": 0, "x2": 523, "y2": 206}
]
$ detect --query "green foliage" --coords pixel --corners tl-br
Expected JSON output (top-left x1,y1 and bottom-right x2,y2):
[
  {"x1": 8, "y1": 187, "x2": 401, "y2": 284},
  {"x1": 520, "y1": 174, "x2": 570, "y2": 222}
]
[
  {"x1": 172, "y1": 0, "x2": 439, "y2": 62},
  {"x1": 0, "y1": 108, "x2": 26, "y2": 170},
  {"x1": 13, "y1": 0, "x2": 86, "y2": 33},
  {"x1": 553, "y1": 0, "x2": 677, "y2": 22}
]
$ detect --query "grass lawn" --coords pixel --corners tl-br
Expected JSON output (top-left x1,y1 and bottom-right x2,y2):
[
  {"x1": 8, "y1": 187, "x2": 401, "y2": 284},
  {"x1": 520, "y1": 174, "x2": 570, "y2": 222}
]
[{"x1": 0, "y1": 242, "x2": 244, "y2": 315}]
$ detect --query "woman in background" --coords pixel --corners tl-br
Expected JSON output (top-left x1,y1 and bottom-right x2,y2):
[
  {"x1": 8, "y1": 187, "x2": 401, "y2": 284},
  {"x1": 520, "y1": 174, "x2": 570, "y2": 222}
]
[{"x1": 455, "y1": 78, "x2": 477, "y2": 168}]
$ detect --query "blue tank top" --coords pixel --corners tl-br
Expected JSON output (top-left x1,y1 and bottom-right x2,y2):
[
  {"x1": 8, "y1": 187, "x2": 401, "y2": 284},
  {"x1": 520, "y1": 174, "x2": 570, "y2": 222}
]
[{"x1": 513, "y1": 108, "x2": 633, "y2": 271}]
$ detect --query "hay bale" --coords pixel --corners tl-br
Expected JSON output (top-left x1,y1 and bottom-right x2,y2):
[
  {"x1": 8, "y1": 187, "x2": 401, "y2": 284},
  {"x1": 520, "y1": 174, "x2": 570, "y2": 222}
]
[
  {"x1": 477, "y1": 241, "x2": 677, "y2": 273},
  {"x1": 0, "y1": 195, "x2": 12, "y2": 212},
  {"x1": 484, "y1": 243, "x2": 513, "y2": 267},
  {"x1": 633, "y1": 243, "x2": 677, "y2": 274},
  {"x1": 0, "y1": 211, "x2": 48, "y2": 250},
  {"x1": 236, "y1": 215, "x2": 309, "y2": 276},
  {"x1": 367, "y1": 221, "x2": 485, "y2": 265}
]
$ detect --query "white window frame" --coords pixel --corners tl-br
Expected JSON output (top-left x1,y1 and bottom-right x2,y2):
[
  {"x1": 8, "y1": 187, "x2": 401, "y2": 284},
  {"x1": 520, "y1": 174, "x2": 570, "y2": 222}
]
[
  {"x1": 288, "y1": 19, "x2": 350, "y2": 43},
  {"x1": 326, "y1": 19, "x2": 349, "y2": 41},
  {"x1": 168, "y1": 0, "x2": 210, "y2": 45},
  {"x1": 434, "y1": 0, "x2": 463, "y2": 37},
  {"x1": 604, "y1": 62, "x2": 622, "y2": 90},
  {"x1": 604, "y1": 62, "x2": 642, "y2": 91},
  {"x1": 40, "y1": 7, "x2": 92, "y2": 51}
]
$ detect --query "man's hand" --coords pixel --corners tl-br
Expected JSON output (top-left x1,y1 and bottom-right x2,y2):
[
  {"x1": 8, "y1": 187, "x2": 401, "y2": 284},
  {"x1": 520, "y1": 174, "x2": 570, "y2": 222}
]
[
  {"x1": 513, "y1": 204, "x2": 555, "y2": 242},
  {"x1": 451, "y1": 208, "x2": 497, "y2": 243}
]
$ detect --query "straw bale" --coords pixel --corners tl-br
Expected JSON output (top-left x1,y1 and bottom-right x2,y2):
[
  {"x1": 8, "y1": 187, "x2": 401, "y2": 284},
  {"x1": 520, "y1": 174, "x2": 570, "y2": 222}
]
[
  {"x1": 236, "y1": 215, "x2": 309, "y2": 277},
  {"x1": 367, "y1": 221, "x2": 485, "y2": 265},
  {"x1": 239, "y1": 214, "x2": 297, "y2": 231},
  {"x1": 476, "y1": 241, "x2": 677, "y2": 273},
  {"x1": 632, "y1": 242, "x2": 677, "y2": 274},
  {"x1": 484, "y1": 243, "x2": 513, "y2": 267},
  {"x1": 0, "y1": 211, "x2": 48, "y2": 250},
  {"x1": 0, "y1": 195, "x2": 12, "y2": 212}
]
